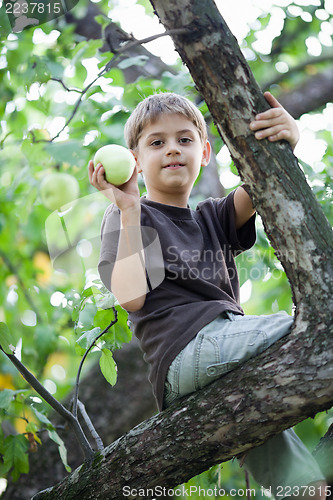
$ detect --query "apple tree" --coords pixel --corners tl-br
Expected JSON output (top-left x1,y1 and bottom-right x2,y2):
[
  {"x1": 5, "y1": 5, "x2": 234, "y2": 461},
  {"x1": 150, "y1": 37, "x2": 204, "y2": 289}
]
[{"x1": 0, "y1": 0, "x2": 332, "y2": 498}]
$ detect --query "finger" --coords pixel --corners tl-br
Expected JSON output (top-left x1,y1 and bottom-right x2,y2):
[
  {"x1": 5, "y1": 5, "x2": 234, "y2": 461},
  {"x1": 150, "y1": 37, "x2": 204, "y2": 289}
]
[
  {"x1": 263, "y1": 91, "x2": 283, "y2": 109},
  {"x1": 267, "y1": 129, "x2": 291, "y2": 143},
  {"x1": 90, "y1": 162, "x2": 105, "y2": 188},
  {"x1": 254, "y1": 125, "x2": 286, "y2": 140},
  {"x1": 253, "y1": 107, "x2": 283, "y2": 123},
  {"x1": 88, "y1": 160, "x2": 96, "y2": 184},
  {"x1": 250, "y1": 114, "x2": 284, "y2": 131}
]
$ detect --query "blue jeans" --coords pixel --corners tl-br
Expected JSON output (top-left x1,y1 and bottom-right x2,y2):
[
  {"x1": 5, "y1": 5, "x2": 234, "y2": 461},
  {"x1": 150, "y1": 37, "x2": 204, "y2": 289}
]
[{"x1": 164, "y1": 312, "x2": 325, "y2": 496}]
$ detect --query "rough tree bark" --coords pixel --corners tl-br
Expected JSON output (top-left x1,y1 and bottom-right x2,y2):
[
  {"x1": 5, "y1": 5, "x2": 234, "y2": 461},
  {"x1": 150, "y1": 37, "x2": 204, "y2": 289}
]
[{"x1": 30, "y1": 1, "x2": 333, "y2": 498}]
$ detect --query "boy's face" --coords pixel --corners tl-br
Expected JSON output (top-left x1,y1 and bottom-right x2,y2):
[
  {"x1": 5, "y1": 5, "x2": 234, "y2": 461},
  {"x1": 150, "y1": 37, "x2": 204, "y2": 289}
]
[{"x1": 133, "y1": 113, "x2": 211, "y2": 206}]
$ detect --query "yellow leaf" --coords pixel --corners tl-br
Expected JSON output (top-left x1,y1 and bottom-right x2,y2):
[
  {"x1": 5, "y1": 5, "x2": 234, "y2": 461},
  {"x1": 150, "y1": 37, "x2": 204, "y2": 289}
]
[
  {"x1": 33, "y1": 251, "x2": 52, "y2": 285},
  {"x1": 0, "y1": 373, "x2": 15, "y2": 390}
]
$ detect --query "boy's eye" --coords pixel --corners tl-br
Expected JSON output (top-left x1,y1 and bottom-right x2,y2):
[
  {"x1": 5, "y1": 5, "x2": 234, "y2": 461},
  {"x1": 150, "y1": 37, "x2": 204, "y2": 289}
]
[
  {"x1": 179, "y1": 137, "x2": 192, "y2": 143},
  {"x1": 151, "y1": 140, "x2": 163, "y2": 146}
]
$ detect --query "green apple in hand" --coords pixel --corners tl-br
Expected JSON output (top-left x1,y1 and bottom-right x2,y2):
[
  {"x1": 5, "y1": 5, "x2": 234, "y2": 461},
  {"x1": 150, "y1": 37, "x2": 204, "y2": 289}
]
[
  {"x1": 40, "y1": 172, "x2": 80, "y2": 211},
  {"x1": 93, "y1": 144, "x2": 135, "y2": 186}
]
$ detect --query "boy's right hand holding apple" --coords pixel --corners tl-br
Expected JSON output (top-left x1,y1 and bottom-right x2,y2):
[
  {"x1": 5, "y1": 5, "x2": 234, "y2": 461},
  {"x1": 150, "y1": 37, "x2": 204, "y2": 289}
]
[{"x1": 88, "y1": 159, "x2": 141, "y2": 214}]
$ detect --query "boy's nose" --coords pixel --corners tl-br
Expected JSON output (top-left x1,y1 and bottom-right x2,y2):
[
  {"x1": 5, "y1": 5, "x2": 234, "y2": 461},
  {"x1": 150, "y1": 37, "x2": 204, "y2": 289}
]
[{"x1": 166, "y1": 142, "x2": 181, "y2": 155}]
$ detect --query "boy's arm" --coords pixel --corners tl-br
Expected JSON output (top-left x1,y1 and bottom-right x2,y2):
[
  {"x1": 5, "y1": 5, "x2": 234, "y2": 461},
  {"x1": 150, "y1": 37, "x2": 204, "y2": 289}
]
[
  {"x1": 234, "y1": 187, "x2": 256, "y2": 230},
  {"x1": 88, "y1": 160, "x2": 147, "y2": 312},
  {"x1": 234, "y1": 91, "x2": 300, "y2": 229}
]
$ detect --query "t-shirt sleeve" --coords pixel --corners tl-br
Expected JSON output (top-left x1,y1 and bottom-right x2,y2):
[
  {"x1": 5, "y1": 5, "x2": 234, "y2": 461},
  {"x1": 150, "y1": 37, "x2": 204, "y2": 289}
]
[
  {"x1": 214, "y1": 189, "x2": 256, "y2": 255},
  {"x1": 98, "y1": 204, "x2": 121, "y2": 291}
]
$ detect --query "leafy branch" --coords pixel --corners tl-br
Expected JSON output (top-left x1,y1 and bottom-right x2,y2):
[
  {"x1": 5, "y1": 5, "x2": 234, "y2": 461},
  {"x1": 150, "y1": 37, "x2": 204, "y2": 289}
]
[
  {"x1": 0, "y1": 301, "x2": 119, "y2": 464},
  {"x1": 72, "y1": 308, "x2": 118, "y2": 419},
  {"x1": 30, "y1": 28, "x2": 189, "y2": 144}
]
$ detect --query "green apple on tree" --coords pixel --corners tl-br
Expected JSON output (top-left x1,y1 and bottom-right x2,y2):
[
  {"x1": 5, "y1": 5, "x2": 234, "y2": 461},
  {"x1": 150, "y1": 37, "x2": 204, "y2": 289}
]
[
  {"x1": 93, "y1": 144, "x2": 135, "y2": 186},
  {"x1": 40, "y1": 172, "x2": 80, "y2": 211}
]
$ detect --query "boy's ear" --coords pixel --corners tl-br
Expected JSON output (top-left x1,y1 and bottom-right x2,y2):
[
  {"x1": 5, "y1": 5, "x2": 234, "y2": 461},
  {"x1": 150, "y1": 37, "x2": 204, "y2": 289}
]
[
  {"x1": 201, "y1": 140, "x2": 211, "y2": 167},
  {"x1": 130, "y1": 149, "x2": 142, "y2": 173}
]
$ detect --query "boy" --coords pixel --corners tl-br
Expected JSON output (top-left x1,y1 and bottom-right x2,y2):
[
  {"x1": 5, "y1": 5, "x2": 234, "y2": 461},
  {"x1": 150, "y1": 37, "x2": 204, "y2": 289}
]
[{"x1": 88, "y1": 92, "x2": 326, "y2": 498}]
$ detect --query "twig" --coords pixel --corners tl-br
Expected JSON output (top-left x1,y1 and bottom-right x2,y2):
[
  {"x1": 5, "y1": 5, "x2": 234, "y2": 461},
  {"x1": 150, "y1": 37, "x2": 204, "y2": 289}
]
[
  {"x1": 117, "y1": 28, "x2": 189, "y2": 53},
  {"x1": 1, "y1": 347, "x2": 94, "y2": 461},
  {"x1": 50, "y1": 78, "x2": 82, "y2": 93},
  {"x1": 72, "y1": 307, "x2": 118, "y2": 419},
  {"x1": 245, "y1": 469, "x2": 251, "y2": 500},
  {"x1": 77, "y1": 399, "x2": 104, "y2": 451}
]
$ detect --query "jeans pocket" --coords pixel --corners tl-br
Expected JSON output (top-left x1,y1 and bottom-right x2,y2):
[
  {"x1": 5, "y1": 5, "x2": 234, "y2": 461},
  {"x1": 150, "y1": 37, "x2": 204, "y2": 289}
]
[
  {"x1": 205, "y1": 330, "x2": 268, "y2": 380},
  {"x1": 206, "y1": 360, "x2": 240, "y2": 377},
  {"x1": 163, "y1": 379, "x2": 179, "y2": 408},
  {"x1": 194, "y1": 333, "x2": 221, "y2": 390}
]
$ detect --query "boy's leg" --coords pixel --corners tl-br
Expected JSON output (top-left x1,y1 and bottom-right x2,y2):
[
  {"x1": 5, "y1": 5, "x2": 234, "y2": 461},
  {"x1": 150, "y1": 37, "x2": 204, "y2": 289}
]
[
  {"x1": 166, "y1": 311, "x2": 294, "y2": 398},
  {"x1": 164, "y1": 311, "x2": 294, "y2": 405},
  {"x1": 243, "y1": 428, "x2": 326, "y2": 500}
]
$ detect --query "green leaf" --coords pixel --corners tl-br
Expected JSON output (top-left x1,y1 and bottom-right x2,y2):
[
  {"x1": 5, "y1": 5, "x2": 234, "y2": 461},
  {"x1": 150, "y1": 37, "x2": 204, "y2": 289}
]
[
  {"x1": 76, "y1": 327, "x2": 102, "y2": 350},
  {"x1": 2, "y1": 434, "x2": 29, "y2": 481},
  {"x1": 118, "y1": 55, "x2": 149, "y2": 70},
  {"x1": 94, "y1": 14, "x2": 110, "y2": 30},
  {"x1": 99, "y1": 349, "x2": 117, "y2": 386},
  {"x1": 30, "y1": 406, "x2": 53, "y2": 427},
  {"x1": 0, "y1": 389, "x2": 28, "y2": 410},
  {"x1": 81, "y1": 285, "x2": 101, "y2": 302},
  {"x1": 0, "y1": 322, "x2": 14, "y2": 354},
  {"x1": 93, "y1": 309, "x2": 115, "y2": 331},
  {"x1": 44, "y1": 140, "x2": 86, "y2": 166},
  {"x1": 95, "y1": 293, "x2": 116, "y2": 310},
  {"x1": 47, "y1": 429, "x2": 71, "y2": 473},
  {"x1": 25, "y1": 56, "x2": 51, "y2": 86},
  {"x1": 104, "y1": 68, "x2": 125, "y2": 87},
  {"x1": 0, "y1": 389, "x2": 14, "y2": 410},
  {"x1": 34, "y1": 324, "x2": 57, "y2": 361}
]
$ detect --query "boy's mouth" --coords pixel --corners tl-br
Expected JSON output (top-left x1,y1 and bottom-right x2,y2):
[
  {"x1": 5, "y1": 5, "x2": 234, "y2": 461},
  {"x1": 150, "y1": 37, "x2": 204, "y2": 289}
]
[{"x1": 164, "y1": 163, "x2": 184, "y2": 170}]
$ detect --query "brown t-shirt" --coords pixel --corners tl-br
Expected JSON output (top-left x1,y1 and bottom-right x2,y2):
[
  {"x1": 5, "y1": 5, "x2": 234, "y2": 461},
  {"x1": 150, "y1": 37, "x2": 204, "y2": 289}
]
[{"x1": 98, "y1": 190, "x2": 256, "y2": 410}]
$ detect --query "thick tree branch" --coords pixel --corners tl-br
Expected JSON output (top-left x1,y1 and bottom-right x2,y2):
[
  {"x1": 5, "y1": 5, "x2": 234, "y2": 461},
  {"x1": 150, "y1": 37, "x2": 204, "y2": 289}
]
[{"x1": 31, "y1": 326, "x2": 333, "y2": 499}]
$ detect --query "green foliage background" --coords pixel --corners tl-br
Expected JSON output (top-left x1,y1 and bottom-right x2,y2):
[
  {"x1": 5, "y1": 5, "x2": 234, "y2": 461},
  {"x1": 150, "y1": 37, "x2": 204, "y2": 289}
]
[{"x1": 0, "y1": 0, "x2": 332, "y2": 496}]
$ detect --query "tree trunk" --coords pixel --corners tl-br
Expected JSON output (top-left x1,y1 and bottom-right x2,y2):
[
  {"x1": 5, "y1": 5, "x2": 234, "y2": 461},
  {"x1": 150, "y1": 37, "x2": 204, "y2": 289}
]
[
  {"x1": 30, "y1": 0, "x2": 333, "y2": 497},
  {"x1": 150, "y1": 0, "x2": 333, "y2": 314}
]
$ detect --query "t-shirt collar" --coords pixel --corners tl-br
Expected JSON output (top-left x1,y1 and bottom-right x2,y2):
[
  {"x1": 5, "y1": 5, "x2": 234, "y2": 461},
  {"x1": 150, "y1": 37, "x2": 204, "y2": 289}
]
[{"x1": 141, "y1": 196, "x2": 194, "y2": 220}]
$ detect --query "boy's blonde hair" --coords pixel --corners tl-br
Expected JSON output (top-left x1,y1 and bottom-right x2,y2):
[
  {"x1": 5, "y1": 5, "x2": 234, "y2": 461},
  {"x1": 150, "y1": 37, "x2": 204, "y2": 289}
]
[{"x1": 124, "y1": 92, "x2": 208, "y2": 150}]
